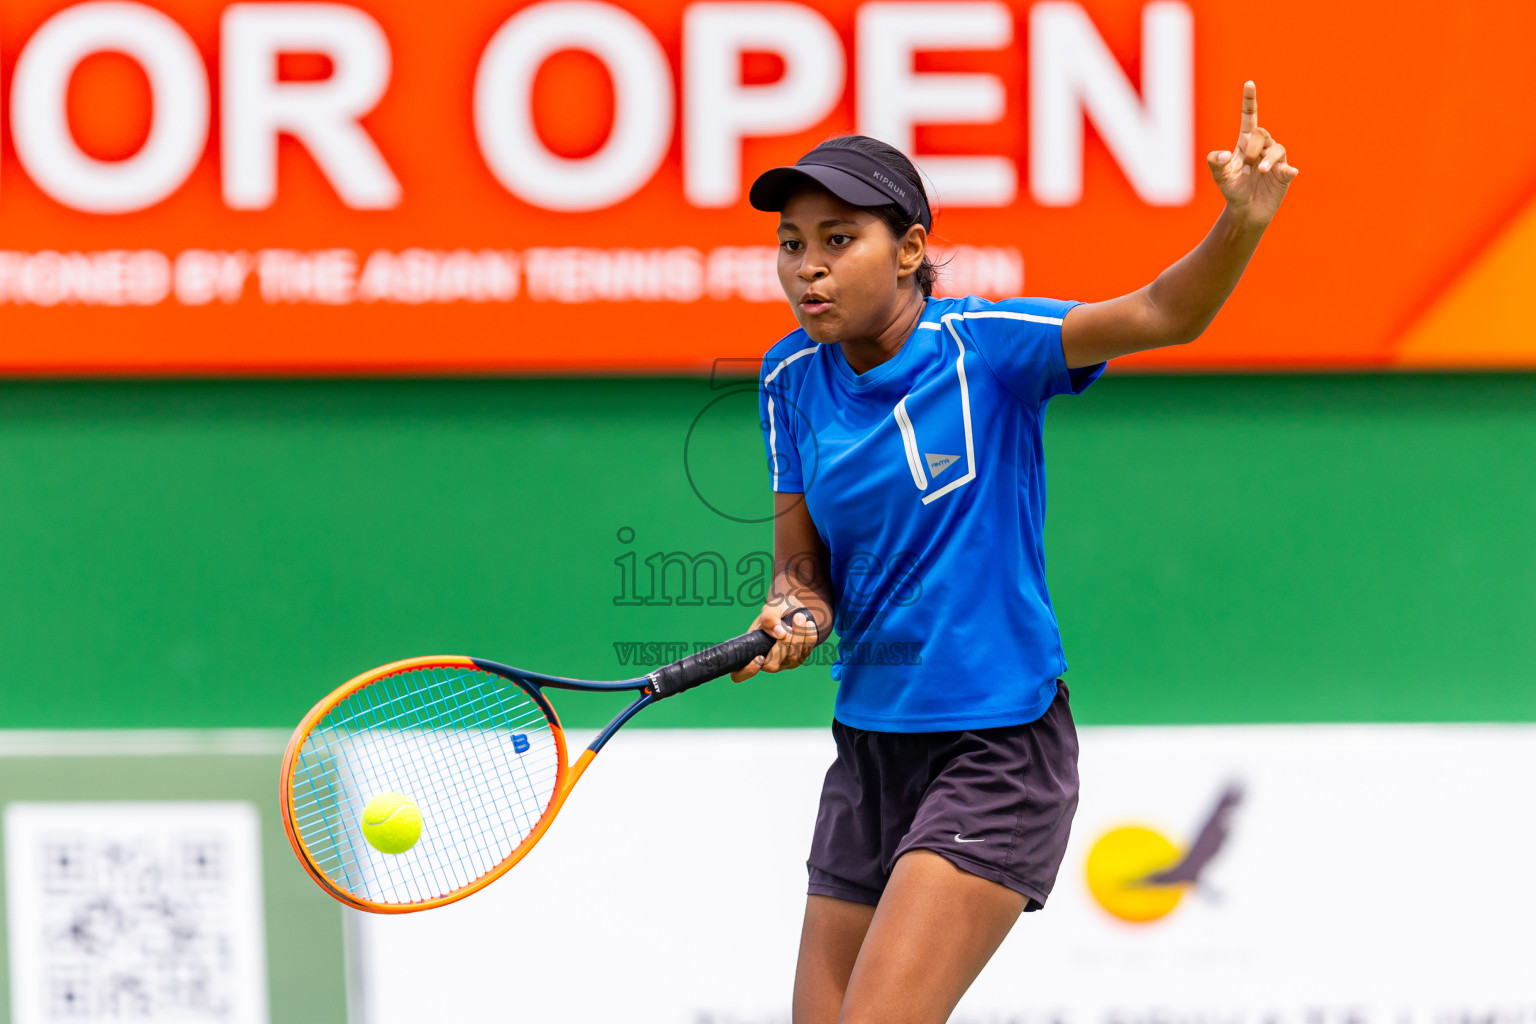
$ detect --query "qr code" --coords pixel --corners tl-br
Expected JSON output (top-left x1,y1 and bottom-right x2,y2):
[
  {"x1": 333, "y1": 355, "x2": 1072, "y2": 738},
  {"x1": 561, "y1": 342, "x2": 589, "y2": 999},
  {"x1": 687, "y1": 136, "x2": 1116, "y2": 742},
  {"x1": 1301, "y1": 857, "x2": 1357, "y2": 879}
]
[{"x1": 4, "y1": 803, "x2": 269, "y2": 1024}]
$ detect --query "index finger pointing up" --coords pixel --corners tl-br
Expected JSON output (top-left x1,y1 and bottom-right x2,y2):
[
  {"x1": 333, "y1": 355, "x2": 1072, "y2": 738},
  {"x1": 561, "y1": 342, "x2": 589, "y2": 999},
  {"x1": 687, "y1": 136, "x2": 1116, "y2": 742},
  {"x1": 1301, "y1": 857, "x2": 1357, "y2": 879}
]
[{"x1": 1240, "y1": 80, "x2": 1258, "y2": 135}]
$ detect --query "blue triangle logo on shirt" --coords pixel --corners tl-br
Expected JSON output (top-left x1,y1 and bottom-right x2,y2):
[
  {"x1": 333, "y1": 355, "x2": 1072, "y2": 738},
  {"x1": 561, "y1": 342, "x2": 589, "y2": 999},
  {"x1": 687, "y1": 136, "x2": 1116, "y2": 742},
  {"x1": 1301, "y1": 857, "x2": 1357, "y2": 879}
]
[{"x1": 925, "y1": 452, "x2": 960, "y2": 478}]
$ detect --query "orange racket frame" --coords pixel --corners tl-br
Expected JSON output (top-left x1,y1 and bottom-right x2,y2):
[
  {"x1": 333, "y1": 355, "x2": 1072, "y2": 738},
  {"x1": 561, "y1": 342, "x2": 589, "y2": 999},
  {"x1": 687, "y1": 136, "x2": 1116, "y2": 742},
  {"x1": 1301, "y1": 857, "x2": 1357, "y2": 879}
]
[
  {"x1": 280, "y1": 655, "x2": 614, "y2": 913},
  {"x1": 280, "y1": 614, "x2": 803, "y2": 912}
]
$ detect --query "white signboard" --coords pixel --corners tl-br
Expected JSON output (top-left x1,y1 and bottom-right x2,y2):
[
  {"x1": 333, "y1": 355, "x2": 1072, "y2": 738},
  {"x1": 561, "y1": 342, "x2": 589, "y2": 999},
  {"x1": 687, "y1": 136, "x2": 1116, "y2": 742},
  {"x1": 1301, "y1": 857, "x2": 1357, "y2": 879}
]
[
  {"x1": 356, "y1": 726, "x2": 1536, "y2": 1024},
  {"x1": 4, "y1": 802, "x2": 270, "y2": 1024}
]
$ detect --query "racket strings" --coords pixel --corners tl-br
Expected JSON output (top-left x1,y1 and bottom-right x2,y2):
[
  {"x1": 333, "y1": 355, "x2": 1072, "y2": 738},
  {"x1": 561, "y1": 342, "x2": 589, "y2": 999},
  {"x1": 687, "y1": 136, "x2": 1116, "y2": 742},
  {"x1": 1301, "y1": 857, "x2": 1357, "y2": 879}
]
[
  {"x1": 295, "y1": 669, "x2": 559, "y2": 903},
  {"x1": 314, "y1": 668, "x2": 559, "y2": 899},
  {"x1": 289, "y1": 664, "x2": 562, "y2": 905}
]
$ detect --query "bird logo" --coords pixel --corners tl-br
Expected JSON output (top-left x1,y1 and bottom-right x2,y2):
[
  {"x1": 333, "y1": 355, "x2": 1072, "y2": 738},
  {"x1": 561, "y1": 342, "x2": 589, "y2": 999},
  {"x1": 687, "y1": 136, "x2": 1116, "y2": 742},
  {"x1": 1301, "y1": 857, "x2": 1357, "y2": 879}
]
[{"x1": 1084, "y1": 783, "x2": 1244, "y2": 924}]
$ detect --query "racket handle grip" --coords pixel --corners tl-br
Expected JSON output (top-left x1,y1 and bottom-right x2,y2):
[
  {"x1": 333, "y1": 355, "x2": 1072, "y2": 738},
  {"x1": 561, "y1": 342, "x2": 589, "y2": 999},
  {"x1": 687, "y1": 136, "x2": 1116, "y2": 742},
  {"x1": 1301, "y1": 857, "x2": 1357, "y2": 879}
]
[{"x1": 647, "y1": 608, "x2": 815, "y2": 700}]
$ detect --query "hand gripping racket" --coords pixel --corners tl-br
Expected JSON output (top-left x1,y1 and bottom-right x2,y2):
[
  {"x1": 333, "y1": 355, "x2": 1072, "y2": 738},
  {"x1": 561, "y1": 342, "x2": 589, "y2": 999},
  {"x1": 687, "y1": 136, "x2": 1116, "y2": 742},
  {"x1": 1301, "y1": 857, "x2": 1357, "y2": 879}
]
[{"x1": 280, "y1": 610, "x2": 811, "y2": 914}]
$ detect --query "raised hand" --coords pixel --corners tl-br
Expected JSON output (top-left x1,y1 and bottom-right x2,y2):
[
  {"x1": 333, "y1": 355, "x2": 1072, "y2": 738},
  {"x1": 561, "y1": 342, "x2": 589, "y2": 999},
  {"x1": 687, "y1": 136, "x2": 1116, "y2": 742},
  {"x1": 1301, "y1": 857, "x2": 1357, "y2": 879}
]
[{"x1": 1206, "y1": 81, "x2": 1298, "y2": 227}]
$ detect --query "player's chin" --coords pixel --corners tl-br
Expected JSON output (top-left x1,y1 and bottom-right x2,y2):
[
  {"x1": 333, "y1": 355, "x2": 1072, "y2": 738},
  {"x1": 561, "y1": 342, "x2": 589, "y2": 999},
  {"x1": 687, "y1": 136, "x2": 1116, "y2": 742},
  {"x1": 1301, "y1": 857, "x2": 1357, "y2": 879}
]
[{"x1": 796, "y1": 312, "x2": 844, "y2": 344}]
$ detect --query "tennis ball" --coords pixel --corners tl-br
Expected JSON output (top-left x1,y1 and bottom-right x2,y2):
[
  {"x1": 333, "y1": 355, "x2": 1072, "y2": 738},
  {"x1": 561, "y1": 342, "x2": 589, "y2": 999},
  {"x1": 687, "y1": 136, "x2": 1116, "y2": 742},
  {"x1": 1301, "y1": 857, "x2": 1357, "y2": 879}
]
[{"x1": 360, "y1": 793, "x2": 422, "y2": 854}]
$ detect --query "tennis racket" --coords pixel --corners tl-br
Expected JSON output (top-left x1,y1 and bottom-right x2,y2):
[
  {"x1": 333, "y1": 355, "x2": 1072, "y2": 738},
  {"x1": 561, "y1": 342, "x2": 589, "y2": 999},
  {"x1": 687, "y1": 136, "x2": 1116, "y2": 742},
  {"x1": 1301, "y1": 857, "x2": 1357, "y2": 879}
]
[{"x1": 280, "y1": 609, "x2": 812, "y2": 914}]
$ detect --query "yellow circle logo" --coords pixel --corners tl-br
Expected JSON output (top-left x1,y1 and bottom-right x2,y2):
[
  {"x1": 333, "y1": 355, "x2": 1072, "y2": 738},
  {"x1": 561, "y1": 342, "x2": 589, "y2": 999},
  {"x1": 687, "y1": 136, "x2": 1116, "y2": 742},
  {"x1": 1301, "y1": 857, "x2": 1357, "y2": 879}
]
[{"x1": 1084, "y1": 825, "x2": 1186, "y2": 923}]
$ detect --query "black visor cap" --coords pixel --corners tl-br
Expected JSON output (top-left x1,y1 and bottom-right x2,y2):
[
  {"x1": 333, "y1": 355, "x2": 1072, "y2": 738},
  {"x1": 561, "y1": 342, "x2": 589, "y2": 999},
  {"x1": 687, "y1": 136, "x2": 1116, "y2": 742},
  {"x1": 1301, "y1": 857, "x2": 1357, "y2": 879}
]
[{"x1": 749, "y1": 148, "x2": 931, "y2": 231}]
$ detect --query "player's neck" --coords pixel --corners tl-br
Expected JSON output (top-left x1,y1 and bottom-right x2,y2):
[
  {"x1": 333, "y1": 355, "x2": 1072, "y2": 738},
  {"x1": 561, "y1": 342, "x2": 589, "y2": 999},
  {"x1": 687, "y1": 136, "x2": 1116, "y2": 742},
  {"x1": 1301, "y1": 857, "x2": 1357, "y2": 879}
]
[{"x1": 839, "y1": 291, "x2": 928, "y2": 376}]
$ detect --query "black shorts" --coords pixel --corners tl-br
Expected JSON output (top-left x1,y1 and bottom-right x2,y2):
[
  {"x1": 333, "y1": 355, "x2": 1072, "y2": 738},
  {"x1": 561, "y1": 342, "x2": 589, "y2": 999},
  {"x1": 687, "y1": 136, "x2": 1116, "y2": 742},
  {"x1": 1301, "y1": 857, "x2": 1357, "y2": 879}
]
[{"x1": 806, "y1": 682, "x2": 1079, "y2": 912}]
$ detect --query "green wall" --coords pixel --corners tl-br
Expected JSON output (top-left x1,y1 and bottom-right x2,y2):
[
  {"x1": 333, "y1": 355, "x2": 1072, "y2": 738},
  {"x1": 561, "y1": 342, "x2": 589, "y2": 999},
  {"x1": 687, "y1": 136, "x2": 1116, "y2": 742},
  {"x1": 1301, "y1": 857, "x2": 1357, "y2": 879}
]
[{"x1": 0, "y1": 375, "x2": 1531, "y2": 729}]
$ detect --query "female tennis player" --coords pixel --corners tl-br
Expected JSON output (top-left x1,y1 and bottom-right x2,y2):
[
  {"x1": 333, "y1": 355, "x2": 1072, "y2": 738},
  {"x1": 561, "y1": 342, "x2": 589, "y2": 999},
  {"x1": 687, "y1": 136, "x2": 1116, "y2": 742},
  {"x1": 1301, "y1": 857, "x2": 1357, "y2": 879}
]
[{"x1": 732, "y1": 82, "x2": 1296, "y2": 1023}]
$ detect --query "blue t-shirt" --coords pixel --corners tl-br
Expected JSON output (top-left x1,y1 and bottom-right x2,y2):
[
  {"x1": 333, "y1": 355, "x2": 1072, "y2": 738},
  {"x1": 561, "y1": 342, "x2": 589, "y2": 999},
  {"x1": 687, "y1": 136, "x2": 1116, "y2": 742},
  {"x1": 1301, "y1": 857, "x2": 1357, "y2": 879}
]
[{"x1": 758, "y1": 294, "x2": 1103, "y2": 732}]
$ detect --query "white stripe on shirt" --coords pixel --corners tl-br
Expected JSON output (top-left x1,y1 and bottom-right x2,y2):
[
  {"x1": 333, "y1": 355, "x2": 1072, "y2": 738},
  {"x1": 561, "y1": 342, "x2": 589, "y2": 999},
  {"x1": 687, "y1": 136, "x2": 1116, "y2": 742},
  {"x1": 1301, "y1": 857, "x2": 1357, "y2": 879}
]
[{"x1": 764, "y1": 345, "x2": 818, "y2": 491}]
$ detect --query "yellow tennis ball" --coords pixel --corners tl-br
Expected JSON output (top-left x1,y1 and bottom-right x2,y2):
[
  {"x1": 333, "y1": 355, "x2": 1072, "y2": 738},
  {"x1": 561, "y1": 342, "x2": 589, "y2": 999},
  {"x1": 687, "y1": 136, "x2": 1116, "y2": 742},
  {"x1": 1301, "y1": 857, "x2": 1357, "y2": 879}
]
[{"x1": 360, "y1": 793, "x2": 422, "y2": 854}]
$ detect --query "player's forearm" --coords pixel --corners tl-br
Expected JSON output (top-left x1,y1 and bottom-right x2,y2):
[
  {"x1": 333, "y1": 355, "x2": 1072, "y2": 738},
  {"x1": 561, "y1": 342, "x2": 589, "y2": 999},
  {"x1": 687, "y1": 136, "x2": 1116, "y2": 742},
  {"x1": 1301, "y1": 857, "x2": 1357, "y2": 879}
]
[
  {"x1": 1144, "y1": 205, "x2": 1267, "y2": 346},
  {"x1": 1063, "y1": 82, "x2": 1296, "y2": 367},
  {"x1": 771, "y1": 561, "x2": 835, "y2": 641},
  {"x1": 1060, "y1": 205, "x2": 1271, "y2": 367}
]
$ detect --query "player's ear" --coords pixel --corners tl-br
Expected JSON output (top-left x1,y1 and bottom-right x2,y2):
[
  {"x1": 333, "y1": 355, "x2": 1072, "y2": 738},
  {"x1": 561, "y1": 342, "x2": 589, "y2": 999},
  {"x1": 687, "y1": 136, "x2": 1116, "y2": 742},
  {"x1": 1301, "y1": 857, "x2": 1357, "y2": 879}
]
[{"x1": 896, "y1": 223, "x2": 927, "y2": 278}]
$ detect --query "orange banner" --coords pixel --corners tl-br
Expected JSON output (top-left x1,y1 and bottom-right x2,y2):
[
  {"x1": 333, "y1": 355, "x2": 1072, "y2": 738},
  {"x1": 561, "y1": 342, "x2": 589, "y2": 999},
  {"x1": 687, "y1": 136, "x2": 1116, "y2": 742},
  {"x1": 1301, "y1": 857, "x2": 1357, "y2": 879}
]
[{"x1": 0, "y1": 0, "x2": 1531, "y2": 374}]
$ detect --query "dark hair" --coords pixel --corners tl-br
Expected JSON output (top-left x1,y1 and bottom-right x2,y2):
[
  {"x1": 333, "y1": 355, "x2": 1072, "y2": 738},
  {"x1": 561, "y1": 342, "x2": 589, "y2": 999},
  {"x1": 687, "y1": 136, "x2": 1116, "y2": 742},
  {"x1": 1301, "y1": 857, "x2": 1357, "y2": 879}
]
[{"x1": 810, "y1": 135, "x2": 939, "y2": 297}]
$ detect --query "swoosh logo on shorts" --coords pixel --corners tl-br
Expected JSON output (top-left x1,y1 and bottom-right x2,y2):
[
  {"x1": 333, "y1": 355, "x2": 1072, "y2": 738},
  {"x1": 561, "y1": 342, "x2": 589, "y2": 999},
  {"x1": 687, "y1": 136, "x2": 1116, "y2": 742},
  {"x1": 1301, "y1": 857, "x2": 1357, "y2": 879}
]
[{"x1": 954, "y1": 833, "x2": 984, "y2": 843}]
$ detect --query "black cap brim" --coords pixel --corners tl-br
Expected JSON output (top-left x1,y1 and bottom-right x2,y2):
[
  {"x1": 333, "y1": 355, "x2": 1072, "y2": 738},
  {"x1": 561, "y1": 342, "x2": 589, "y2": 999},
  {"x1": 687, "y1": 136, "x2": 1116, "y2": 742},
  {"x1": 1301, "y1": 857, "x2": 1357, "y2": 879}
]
[{"x1": 749, "y1": 164, "x2": 895, "y2": 214}]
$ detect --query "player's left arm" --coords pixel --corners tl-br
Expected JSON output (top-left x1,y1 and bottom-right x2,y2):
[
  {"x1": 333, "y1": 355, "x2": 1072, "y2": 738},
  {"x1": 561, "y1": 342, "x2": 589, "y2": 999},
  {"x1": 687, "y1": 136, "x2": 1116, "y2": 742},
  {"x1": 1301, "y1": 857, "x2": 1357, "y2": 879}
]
[{"x1": 1061, "y1": 81, "x2": 1299, "y2": 369}]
